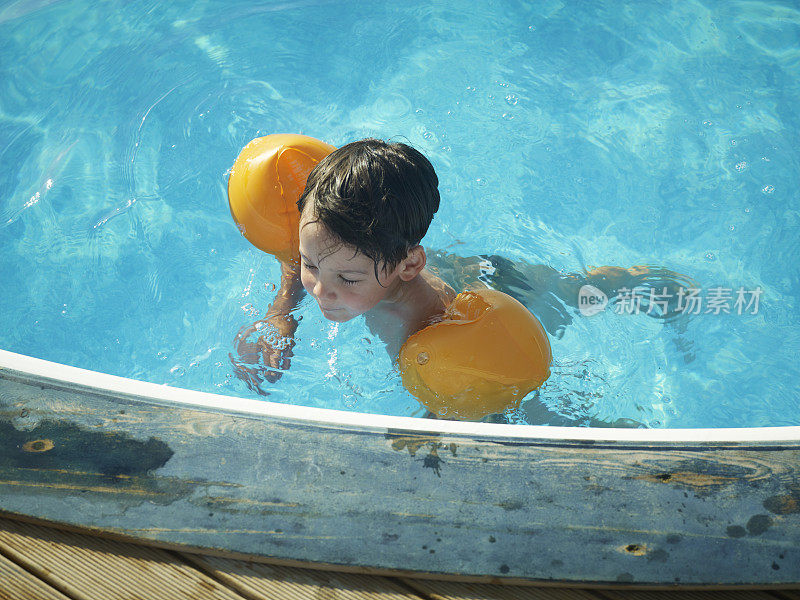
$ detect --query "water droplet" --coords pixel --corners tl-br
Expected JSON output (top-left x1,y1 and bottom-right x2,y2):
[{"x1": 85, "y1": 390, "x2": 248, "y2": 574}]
[
  {"x1": 502, "y1": 112, "x2": 515, "y2": 120},
  {"x1": 264, "y1": 282, "x2": 276, "y2": 292},
  {"x1": 505, "y1": 93, "x2": 519, "y2": 106},
  {"x1": 170, "y1": 365, "x2": 186, "y2": 377},
  {"x1": 704, "y1": 252, "x2": 716, "y2": 261},
  {"x1": 528, "y1": 25, "x2": 536, "y2": 31},
  {"x1": 762, "y1": 185, "x2": 775, "y2": 194},
  {"x1": 702, "y1": 120, "x2": 713, "y2": 126},
  {"x1": 729, "y1": 224, "x2": 735, "y2": 231},
  {"x1": 730, "y1": 139, "x2": 737, "y2": 146},
  {"x1": 417, "y1": 351, "x2": 429, "y2": 365},
  {"x1": 476, "y1": 177, "x2": 487, "y2": 187},
  {"x1": 734, "y1": 161, "x2": 748, "y2": 172}
]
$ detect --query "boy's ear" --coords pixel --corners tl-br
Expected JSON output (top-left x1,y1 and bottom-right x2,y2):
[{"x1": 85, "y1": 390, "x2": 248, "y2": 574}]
[{"x1": 397, "y1": 245, "x2": 426, "y2": 281}]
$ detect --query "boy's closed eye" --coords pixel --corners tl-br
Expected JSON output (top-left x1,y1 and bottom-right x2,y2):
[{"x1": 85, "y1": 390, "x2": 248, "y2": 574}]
[{"x1": 301, "y1": 260, "x2": 361, "y2": 286}]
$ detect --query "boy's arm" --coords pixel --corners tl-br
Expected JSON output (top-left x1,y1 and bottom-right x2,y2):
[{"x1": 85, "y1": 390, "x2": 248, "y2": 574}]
[
  {"x1": 426, "y1": 251, "x2": 695, "y2": 337},
  {"x1": 260, "y1": 261, "x2": 306, "y2": 335},
  {"x1": 574, "y1": 265, "x2": 697, "y2": 314},
  {"x1": 230, "y1": 262, "x2": 306, "y2": 392}
]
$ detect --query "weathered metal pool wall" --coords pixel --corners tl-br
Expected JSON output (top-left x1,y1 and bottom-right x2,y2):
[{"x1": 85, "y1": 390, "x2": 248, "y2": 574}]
[{"x1": 1, "y1": 349, "x2": 799, "y2": 587}]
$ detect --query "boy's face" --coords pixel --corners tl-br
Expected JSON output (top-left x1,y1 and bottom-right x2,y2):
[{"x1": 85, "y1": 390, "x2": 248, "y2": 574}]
[{"x1": 298, "y1": 215, "x2": 401, "y2": 323}]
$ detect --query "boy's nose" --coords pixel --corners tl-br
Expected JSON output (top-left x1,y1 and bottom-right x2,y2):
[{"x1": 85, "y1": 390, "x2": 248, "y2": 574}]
[{"x1": 313, "y1": 280, "x2": 335, "y2": 301}]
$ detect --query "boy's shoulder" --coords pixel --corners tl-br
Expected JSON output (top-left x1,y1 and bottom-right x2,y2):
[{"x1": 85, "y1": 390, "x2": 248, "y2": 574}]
[{"x1": 418, "y1": 268, "x2": 456, "y2": 308}]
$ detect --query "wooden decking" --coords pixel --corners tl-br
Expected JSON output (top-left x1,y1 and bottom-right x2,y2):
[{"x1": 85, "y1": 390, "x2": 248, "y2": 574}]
[{"x1": 0, "y1": 516, "x2": 798, "y2": 600}]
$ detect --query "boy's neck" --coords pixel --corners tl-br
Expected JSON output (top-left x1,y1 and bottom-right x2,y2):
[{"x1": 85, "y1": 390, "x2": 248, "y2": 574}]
[{"x1": 364, "y1": 268, "x2": 455, "y2": 357}]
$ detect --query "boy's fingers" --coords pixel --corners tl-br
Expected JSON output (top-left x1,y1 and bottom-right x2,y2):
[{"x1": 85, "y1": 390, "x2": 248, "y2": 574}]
[{"x1": 263, "y1": 346, "x2": 293, "y2": 378}]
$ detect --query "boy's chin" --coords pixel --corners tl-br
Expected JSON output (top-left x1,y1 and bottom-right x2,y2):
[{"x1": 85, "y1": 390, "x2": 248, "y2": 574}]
[{"x1": 320, "y1": 308, "x2": 355, "y2": 323}]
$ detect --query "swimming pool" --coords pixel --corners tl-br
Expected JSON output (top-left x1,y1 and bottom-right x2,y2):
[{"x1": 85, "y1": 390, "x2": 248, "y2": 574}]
[{"x1": 1, "y1": 0, "x2": 799, "y2": 428}]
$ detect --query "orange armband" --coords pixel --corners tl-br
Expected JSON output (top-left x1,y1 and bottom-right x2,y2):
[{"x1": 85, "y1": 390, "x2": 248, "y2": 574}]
[
  {"x1": 399, "y1": 289, "x2": 551, "y2": 420},
  {"x1": 228, "y1": 134, "x2": 335, "y2": 266}
]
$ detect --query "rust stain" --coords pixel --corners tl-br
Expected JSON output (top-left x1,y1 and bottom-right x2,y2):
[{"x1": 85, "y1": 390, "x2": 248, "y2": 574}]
[
  {"x1": 9, "y1": 466, "x2": 237, "y2": 487},
  {"x1": 765, "y1": 494, "x2": 799, "y2": 514},
  {"x1": 635, "y1": 471, "x2": 737, "y2": 488},
  {"x1": 22, "y1": 439, "x2": 54, "y2": 453},
  {"x1": 424, "y1": 446, "x2": 444, "y2": 477},
  {"x1": 2, "y1": 418, "x2": 173, "y2": 478},
  {"x1": 0, "y1": 479, "x2": 167, "y2": 496},
  {"x1": 113, "y1": 527, "x2": 336, "y2": 538},
  {"x1": 764, "y1": 486, "x2": 800, "y2": 515},
  {"x1": 621, "y1": 543, "x2": 648, "y2": 556},
  {"x1": 385, "y1": 432, "x2": 455, "y2": 477},
  {"x1": 387, "y1": 435, "x2": 436, "y2": 457},
  {"x1": 203, "y1": 497, "x2": 301, "y2": 508}
]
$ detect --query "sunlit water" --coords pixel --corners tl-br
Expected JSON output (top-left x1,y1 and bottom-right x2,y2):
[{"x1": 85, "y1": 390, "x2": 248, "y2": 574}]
[{"x1": 1, "y1": 0, "x2": 798, "y2": 427}]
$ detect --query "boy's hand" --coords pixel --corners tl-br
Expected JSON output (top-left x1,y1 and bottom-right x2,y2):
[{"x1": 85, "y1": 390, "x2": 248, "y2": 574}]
[
  {"x1": 256, "y1": 312, "x2": 298, "y2": 382},
  {"x1": 230, "y1": 261, "x2": 305, "y2": 394},
  {"x1": 230, "y1": 311, "x2": 298, "y2": 394}
]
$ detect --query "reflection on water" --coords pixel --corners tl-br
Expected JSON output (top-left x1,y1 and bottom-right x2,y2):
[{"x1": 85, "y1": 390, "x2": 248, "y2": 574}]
[{"x1": 0, "y1": 0, "x2": 798, "y2": 426}]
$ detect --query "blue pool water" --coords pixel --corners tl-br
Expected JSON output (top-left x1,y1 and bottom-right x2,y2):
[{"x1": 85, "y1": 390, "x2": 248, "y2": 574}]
[{"x1": 1, "y1": 0, "x2": 798, "y2": 427}]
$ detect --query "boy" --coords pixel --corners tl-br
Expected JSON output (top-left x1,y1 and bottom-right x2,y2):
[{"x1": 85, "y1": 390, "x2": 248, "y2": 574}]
[
  {"x1": 233, "y1": 139, "x2": 453, "y2": 392},
  {"x1": 232, "y1": 139, "x2": 692, "y2": 396}
]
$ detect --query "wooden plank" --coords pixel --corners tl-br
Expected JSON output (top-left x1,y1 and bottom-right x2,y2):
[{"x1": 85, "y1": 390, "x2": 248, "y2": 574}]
[
  {"x1": 0, "y1": 550, "x2": 74, "y2": 600},
  {"x1": 2, "y1": 352, "x2": 800, "y2": 586},
  {"x1": 0, "y1": 517, "x2": 247, "y2": 600},
  {"x1": 400, "y1": 578, "x2": 603, "y2": 599},
  {"x1": 595, "y1": 591, "x2": 786, "y2": 600},
  {"x1": 0, "y1": 515, "x2": 796, "y2": 600},
  {"x1": 181, "y1": 552, "x2": 424, "y2": 599},
  {"x1": 399, "y1": 582, "x2": 798, "y2": 600}
]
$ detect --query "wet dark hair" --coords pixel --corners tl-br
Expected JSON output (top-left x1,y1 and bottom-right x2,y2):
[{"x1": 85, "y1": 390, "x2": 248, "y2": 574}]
[{"x1": 297, "y1": 139, "x2": 440, "y2": 279}]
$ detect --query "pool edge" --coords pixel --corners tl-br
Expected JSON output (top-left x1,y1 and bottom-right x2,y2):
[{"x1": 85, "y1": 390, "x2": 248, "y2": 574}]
[{"x1": 1, "y1": 348, "x2": 798, "y2": 443}]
